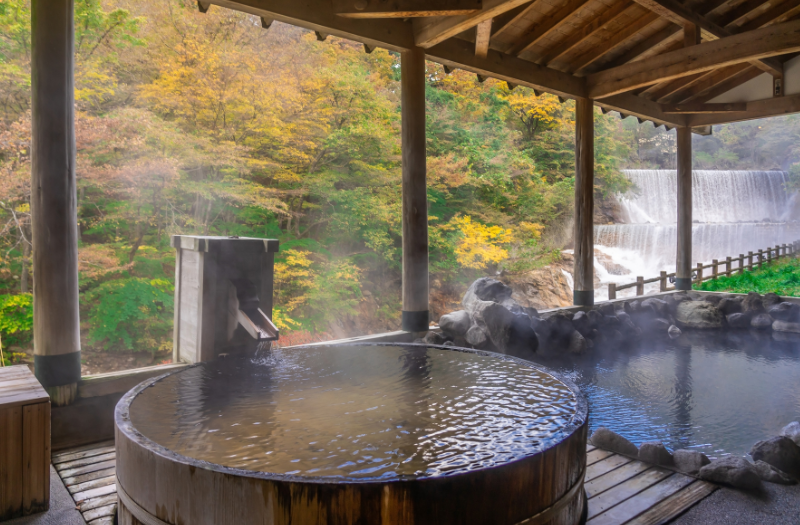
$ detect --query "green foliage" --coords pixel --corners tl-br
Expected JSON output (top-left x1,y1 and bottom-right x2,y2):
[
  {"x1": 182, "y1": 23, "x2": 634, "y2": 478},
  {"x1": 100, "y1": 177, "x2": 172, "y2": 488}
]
[
  {"x1": 82, "y1": 278, "x2": 173, "y2": 354},
  {"x1": 0, "y1": 293, "x2": 32, "y2": 347},
  {"x1": 695, "y1": 258, "x2": 800, "y2": 296}
]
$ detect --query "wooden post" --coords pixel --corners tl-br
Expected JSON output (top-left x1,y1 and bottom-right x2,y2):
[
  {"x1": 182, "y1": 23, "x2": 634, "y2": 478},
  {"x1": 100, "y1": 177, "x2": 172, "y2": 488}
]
[
  {"x1": 573, "y1": 97, "x2": 594, "y2": 306},
  {"x1": 767, "y1": 247, "x2": 772, "y2": 264},
  {"x1": 660, "y1": 271, "x2": 667, "y2": 292},
  {"x1": 739, "y1": 254, "x2": 744, "y2": 274},
  {"x1": 608, "y1": 283, "x2": 616, "y2": 300},
  {"x1": 758, "y1": 249, "x2": 763, "y2": 268},
  {"x1": 636, "y1": 276, "x2": 644, "y2": 296},
  {"x1": 748, "y1": 251, "x2": 754, "y2": 270},
  {"x1": 712, "y1": 259, "x2": 718, "y2": 279},
  {"x1": 401, "y1": 47, "x2": 429, "y2": 332},
  {"x1": 782, "y1": 243, "x2": 787, "y2": 257},
  {"x1": 675, "y1": 127, "x2": 692, "y2": 290},
  {"x1": 696, "y1": 262, "x2": 703, "y2": 285},
  {"x1": 725, "y1": 256, "x2": 731, "y2": 276},
  {"x1": 31, "y1": 0, "x2": 80, "y2": 406}
]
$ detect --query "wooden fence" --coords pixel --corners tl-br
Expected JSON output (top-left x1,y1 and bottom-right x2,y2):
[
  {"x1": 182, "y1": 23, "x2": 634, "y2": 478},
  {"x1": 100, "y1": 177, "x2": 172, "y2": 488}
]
[{"x1": 607, "y1": 241, "x2": 800, "y2": 300}]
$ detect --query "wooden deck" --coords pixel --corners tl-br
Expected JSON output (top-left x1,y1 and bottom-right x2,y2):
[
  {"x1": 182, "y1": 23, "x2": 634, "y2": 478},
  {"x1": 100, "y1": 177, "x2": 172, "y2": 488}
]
[
  {"x1": 585, "y1": 445, "x2": 717, "y2": 525},
  {"x1": 51, "y1": 442, "x2": 717, "y2": 525},
  {"x1": 51, "y1": 441, "x2": 117, "y2": 525}
]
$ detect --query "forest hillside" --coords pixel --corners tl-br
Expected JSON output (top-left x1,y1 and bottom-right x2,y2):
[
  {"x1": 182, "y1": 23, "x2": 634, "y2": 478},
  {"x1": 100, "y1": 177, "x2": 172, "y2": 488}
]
[{"x1": 2, "y1": 0, "x2": 800, "y2": 370}]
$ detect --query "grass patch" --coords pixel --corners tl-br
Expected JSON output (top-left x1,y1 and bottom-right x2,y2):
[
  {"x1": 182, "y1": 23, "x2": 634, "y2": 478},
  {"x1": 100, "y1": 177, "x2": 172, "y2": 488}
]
[{"x1": 695, "y1": 257, "x2": 800, "y2": 296}]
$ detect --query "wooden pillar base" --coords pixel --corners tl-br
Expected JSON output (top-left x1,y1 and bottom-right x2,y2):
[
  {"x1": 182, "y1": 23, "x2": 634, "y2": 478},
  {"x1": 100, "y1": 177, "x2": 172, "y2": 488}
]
[
  {"x1": 46, "y1": 384, "x2": 77, "y2": 407},
  {"x1": 674, "y1": 278, "x2": 693, "y2": 291},
  {"x1": 402, "y1": 310, "x2": 429, "y2": 332},
  {"x1": 573, "y1": 290, "x2": 594, "y2": 306}
]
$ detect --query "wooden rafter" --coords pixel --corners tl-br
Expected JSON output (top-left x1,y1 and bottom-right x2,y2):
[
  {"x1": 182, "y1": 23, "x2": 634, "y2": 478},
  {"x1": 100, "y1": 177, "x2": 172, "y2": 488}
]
[
  {"x1": 539, "y1": 1, "x2": 633, "y2": 66},
  {"x1": 689, "y1": 93, "x2": 800, "y2": 125},
  {"x1": 333, "y1": 0, "x2": 482, "y2": 18},
  {"x1": 491, "y1": 0, "x2": 541, "y2": 40},
  {"x1": 475, "y1": 19, "x2": 492, "y2": 57},
  {"x1": 506, "y1": 0, "x2": 593, "y2": 56},
  {"x1": 692, "y1": 65, "x2": 764, "y2": 102},
  {"x1": 570, "y1": 12, "x2": 662, "y2": 73},
  {"x1": 636, "y1": 2, "x2": 798, "y2": 105},
  {"x1": 414, "y1": 0, "x2": 530, "y2": 48},
  {"x1": 630, "y1": 0, "x2": 783, "y2": 75},
  {"x1": 737, "y1": 0, "x2": 800, "y2": 32},
  {"x1": 662, "y1": 101, "x2": 747, "y2": 112},
  {"x1": 587, "y1": 19, "x2": 800, "y2": 98},
  {"x1": 666, "y1": 63, "x2": 753, "y2": 102}
]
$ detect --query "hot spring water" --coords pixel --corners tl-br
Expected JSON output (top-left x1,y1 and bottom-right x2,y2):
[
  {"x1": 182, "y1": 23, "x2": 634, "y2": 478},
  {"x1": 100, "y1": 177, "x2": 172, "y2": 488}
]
[{"x1": 593, "y1": 170, "x2": 800, "y2": 299}]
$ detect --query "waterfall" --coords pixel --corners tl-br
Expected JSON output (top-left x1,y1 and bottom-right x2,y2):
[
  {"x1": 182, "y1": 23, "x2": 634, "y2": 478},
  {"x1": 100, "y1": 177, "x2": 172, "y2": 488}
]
[{"x1": 592, "y1": 170, "x2": 800, "y2": 298}]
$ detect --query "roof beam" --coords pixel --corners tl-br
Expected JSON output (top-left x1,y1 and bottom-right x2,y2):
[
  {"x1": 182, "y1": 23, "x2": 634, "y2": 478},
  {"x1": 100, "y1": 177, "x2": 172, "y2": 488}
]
[
  {"x1": 491, "y1": 0, "x2": 540, "y2": 40},
  {"x1": 414, "y1": 0, "x2": 530, "y2": 48},
  {"x1": 596, "y1": 93, "x2": 689, "y2": 127},
  {"x1": 587, "y1": 19, "x2": 800, "y2": 98},
  {"x1": 334, "y1": 0, "x2": 481, "y2": 18},
  {"x1": 630, "y1": 0, "x2": 783, "y2": 76},
  {"x1": 662, "y1": 102, "x2": 747, "y2": 113},
  {"x1": 539, "y1": 1, "x2": 633, "y2": 66},
  {"x1": 475, "y1": 18, "x2": 492, "y2": 57},
  {"x1": 426, "y1": 36, "x2": 586, "y2": 98},
  {"x1": 669, "y1": 63, "x2": 753, "y2": 102},
  {"x1": 688, "y1": 93, "x2": 800, "y2": 125},
  {"x1": 506, "y1": 0, "x2": 592, "y2": 56},
  {"x1": 691, "y1": 65, "x2": 764, "y2": 103},
  {"x1": 570, "y1": 12, "x2": 662, "y2": 73}
]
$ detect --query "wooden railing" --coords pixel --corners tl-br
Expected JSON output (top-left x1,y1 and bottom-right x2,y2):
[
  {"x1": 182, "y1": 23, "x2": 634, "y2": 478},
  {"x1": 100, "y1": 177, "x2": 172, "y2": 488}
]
[{"x1": 607, "y1": 241, "x2": 800, "y2": 300}]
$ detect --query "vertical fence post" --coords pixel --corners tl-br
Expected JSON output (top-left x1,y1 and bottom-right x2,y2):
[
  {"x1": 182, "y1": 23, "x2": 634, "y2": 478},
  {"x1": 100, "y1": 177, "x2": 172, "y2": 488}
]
[
  {"x1": 696, "y1": 262, "x2": 703, "y2": 285},
  {"x1": 782, "y1": 244, "x2": 787, "y2": 258},
  {"x1": 636, "y1": 276, "x2": 644, "y2": 296},
  {"x1": 660, "y1": 271, "x2": 667, "y2": 292},
  {"x1": 712, "y1": 259, "x2": 718, "y2": 280},
  {"x1": 725, "y1": 256, "x2": 731, "y2": 276},
  {"x1": 739, "y1": 254, "x2": 744, "y2": 274},
  {"x1": 608, "y1": 283, "x2": 616, "y2": 300},
  {"x1": 767, "y1": 247, "x2": 772, "y2": 265},
  {"x1": 758, "y1": 249, "x2": 763, "y2": 268},
  {"x1": 748, "y1": 251, "x2": 754, "y2": 270}
]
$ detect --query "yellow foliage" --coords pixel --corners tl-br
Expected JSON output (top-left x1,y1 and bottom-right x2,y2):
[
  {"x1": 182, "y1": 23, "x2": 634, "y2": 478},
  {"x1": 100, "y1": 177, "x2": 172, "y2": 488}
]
[
  {"x1": 450, "y1": 215, "x2": 512, "y2": 269},
  {"x1": 274, "y1": 249, "x2": 316, "y2": 313},
  {"x1": 517, "y1": 221, "x2": 544, "y2": 241}
]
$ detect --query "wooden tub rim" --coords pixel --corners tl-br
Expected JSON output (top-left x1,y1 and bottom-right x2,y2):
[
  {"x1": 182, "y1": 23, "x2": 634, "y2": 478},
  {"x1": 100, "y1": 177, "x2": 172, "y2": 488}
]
[{"x1": 115, "y1": 342, "x2": 588, "y2": 486}]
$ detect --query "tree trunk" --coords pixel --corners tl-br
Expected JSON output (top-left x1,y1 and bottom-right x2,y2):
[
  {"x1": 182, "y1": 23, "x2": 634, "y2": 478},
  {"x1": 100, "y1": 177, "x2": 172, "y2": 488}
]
[{"x1": 21, "y1": 240, "x2": 30, "y2": 293}]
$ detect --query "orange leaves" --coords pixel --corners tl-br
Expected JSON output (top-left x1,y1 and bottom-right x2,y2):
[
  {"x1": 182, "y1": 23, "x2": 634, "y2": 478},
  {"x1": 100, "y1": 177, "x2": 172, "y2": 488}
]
[
  {"x1": 427, "y1": 154, "x2": 470, "y2": 193},
  {"x1": 448, "y1": 215, "x2": 513, "y2": 270},
  {"x1": 78, "y1": 245, "x2": 132, "y2": 279}
]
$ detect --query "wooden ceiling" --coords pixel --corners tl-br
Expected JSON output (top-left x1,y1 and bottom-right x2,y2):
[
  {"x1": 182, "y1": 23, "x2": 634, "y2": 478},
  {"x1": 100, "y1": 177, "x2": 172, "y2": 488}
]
[{"x1": 210, "y1": 0, "x2": 800, "y2": 129}]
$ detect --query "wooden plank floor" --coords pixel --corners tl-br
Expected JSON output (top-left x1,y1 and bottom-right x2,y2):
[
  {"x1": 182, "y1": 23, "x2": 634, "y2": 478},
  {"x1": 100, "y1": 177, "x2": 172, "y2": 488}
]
[
  {"x1": 50, "y1": 441, "x2": 716, "y2": 525},
  {"x1": 52, "y1": 440, "x2": 117, "y2": 525},
  {"x1": 584, "y1": 444, "x2": 717, "y2": 525}
]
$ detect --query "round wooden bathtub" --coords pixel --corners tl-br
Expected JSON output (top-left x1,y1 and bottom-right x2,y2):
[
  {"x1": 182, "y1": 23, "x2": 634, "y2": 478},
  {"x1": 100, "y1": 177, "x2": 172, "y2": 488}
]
[{"x1": 115, "y1": 343, "x2": 588, "y2": 525}]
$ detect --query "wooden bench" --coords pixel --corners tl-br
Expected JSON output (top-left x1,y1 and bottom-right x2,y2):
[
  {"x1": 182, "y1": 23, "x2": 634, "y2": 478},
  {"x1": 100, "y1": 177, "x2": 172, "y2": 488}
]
[{"x1": 0, "y1": 365, "x2": 50, "y2": 520}]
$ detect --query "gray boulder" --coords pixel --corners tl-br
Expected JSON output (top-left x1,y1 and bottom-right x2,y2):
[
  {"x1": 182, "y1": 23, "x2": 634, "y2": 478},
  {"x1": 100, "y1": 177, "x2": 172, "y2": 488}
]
[
  {"x1": 572, "y1": 311, "x2": 593, "y2": 337},
  {"x1": 673, "y1": 449, "x2": 710, "y2": 474},
  {"x1": 763, "y1": 293, "x2": 783, "y2": 309},
  {"x1": 751, "y1": 313, "x2": 774, "y2": 330},
  {"x1": 768, "y1": 302, "x2": 800, "y2": 322},
  {"x1": 642, "y1": 298, "x2": 669, "y2": 317},
  {"x1": 676, "y1": 301, "x2": 723, "y2": 329},
  {"x1": 703, "y1": 294, "x2": 723, "y2": 305},
  {"x1": 463, "y1": 277, "x2": 513, "y2": 305},
  {"x1": 567, "y1": 330, "x2": 588, "y2": 354},
  {"x1": 718, "y1": 297, "x2": 742, "y2": 315},
  {"x1": 597, "y1": 303, "x2": 616, "y2": 316},
  {"x1": 742, "y1": 292, "x2": 765, "y2": 315},
  {"x1": 781, "y1": 421, "x2": 800, "y2": 447},
  {"x1": 590, "y1": 427, "x2": 638, "y2": 457},
  {"x1": 726, "y1": 312, "x2": 751, "y2": 328},
  {"x1": 652, "y1": 317, "x2": 671, "y2": 330},
  {"x1": 772, "y1": 320, "x2": 800, "y2": 333},
  {"x1": 668, "y1": 325, "x2": 682, "y2": 338},
  {"x1": 750, "y1": 436, "x2": 800, "y2": 478},
  {"x1": 423, "y1": 331, "x2": 447, "y2": 345},
  {"x1": 638, "y1": 442, "x2": 674, "y2": 466},
  {"x1": 754, "y1": 460, "x2": 798, "y2": 485},
  {"x1": 530, "y1": 317, "x2": 552, "y2": 341},
  {"x1": 439, "y1": 310, "x2": 471, "y2": 337},
  {"x1": 698, "y1": 457, "x2": 762, "y2": 490},
  {"x1": 547, "y1": 313, "x2": 576, "y2": 343},
  {"x1": 465, "y1": 324, "x2": 488, "y2": 347},
  {"x1": 482, "y1": 303, "x2": 539, "y2": 354}
]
